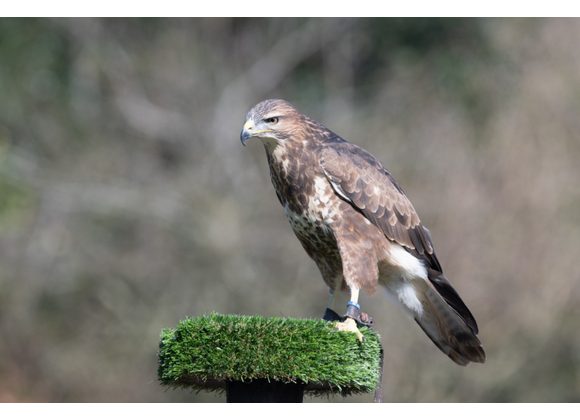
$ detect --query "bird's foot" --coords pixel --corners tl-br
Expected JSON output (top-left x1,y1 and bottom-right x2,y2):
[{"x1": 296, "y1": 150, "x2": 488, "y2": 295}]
[
  {"x1": 344, "y1": 302, "x2": 374, "y2": 328},
  {"x1": 323, "y1": 306, "x2": 374, "y2": 328},
  {"x1": 323, "y1": 302, "x2": 373, "y2": 342},
  {"x1": 327, "y1": 302, "x2": 374, "y2": 342},
  {"x1": 335, "y1": 317, "x2": 364, "y2": 342}
]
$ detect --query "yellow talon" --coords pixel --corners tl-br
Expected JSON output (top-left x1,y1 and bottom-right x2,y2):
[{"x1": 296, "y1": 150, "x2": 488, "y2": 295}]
[{"x1": 335, "y1": 317, "x2": 364, "y2": 342}]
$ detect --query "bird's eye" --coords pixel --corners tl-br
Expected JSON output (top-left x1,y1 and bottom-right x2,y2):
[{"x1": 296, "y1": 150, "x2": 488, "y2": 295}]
[{"x1": 264, "y1": 117, "x2": 279, "y2": 124}]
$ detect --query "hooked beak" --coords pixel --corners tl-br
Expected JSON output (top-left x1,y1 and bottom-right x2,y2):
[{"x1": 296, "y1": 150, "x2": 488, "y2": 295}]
[
  {"x1": 240, "y1": 119, "x2": 273, "y2": 146},
  {"x1": 240, "y1": 120, "x2": 254, "y2": 146}
]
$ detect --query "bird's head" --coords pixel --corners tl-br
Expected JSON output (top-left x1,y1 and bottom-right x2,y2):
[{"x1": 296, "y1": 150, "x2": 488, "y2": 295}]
[{"x1": 240, "y1": 99, "x2": 302, "y2": 147}]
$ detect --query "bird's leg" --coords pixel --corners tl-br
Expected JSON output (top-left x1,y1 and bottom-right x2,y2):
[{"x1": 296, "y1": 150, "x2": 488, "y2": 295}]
[
  {"x1": 343, "y1": 287, "x2": 374, "y2": 327},
  {"x1": 327, "y1": 288, "x2": 335, "y2": 310},
  {"x1": 323, "y1": 288, "x2": 342, "y2": 322},
  {"x1": 334, "y1": 288, "x2": 364, "y2": 342}
]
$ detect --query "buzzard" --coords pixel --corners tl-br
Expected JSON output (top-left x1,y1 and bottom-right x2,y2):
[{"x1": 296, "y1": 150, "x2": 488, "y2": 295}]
[{"x1": 240, "y1": 99, "x2": 485, "y2": 365}]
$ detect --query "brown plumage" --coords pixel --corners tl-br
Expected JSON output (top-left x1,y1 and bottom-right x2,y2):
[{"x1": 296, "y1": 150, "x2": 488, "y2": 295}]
[{"x1": 241, "y1": 99, "x2": 485, "y2": 365}]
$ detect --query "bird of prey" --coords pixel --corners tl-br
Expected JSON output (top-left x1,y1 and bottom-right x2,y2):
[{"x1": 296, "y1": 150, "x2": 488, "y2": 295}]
[{"x1": 240, "y1": 99, "x2": 485, "y2": 365}]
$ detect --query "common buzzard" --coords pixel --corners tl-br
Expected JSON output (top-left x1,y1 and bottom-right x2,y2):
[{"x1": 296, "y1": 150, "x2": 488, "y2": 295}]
[{"x1": 241, "y1": 99, "x2": 485, "y2": 365}]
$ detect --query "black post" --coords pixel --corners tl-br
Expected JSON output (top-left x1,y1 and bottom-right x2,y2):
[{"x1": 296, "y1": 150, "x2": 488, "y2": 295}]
[{"x1": 226, "y1": 379, "x2": 304, "y2": 403}]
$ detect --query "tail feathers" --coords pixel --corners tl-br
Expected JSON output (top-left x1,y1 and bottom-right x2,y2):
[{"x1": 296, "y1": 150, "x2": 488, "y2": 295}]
[{"x1": 415, "y1": 284, "x2": 486, "y2": 366}]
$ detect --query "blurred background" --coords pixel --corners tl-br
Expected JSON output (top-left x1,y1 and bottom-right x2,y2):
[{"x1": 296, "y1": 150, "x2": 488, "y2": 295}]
[{"x1": 0, "y1": 18, "x2": 579, "y2": 402}]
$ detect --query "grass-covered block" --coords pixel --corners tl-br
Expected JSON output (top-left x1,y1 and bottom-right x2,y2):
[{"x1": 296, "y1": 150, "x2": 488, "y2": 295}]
[{"x1": 158, "y1": 313, "x2": 382, "y2": 395}]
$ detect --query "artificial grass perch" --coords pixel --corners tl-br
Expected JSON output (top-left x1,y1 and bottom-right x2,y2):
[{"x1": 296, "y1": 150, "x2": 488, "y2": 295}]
[{"x1": 158, "y1": 313, "x2": 382, "y2": 401}]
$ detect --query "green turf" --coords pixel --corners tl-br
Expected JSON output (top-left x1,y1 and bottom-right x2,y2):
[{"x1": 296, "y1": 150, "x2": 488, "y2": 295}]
[{"x1": 158, "y1": 313, "x2": 382, "y2": 395}]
